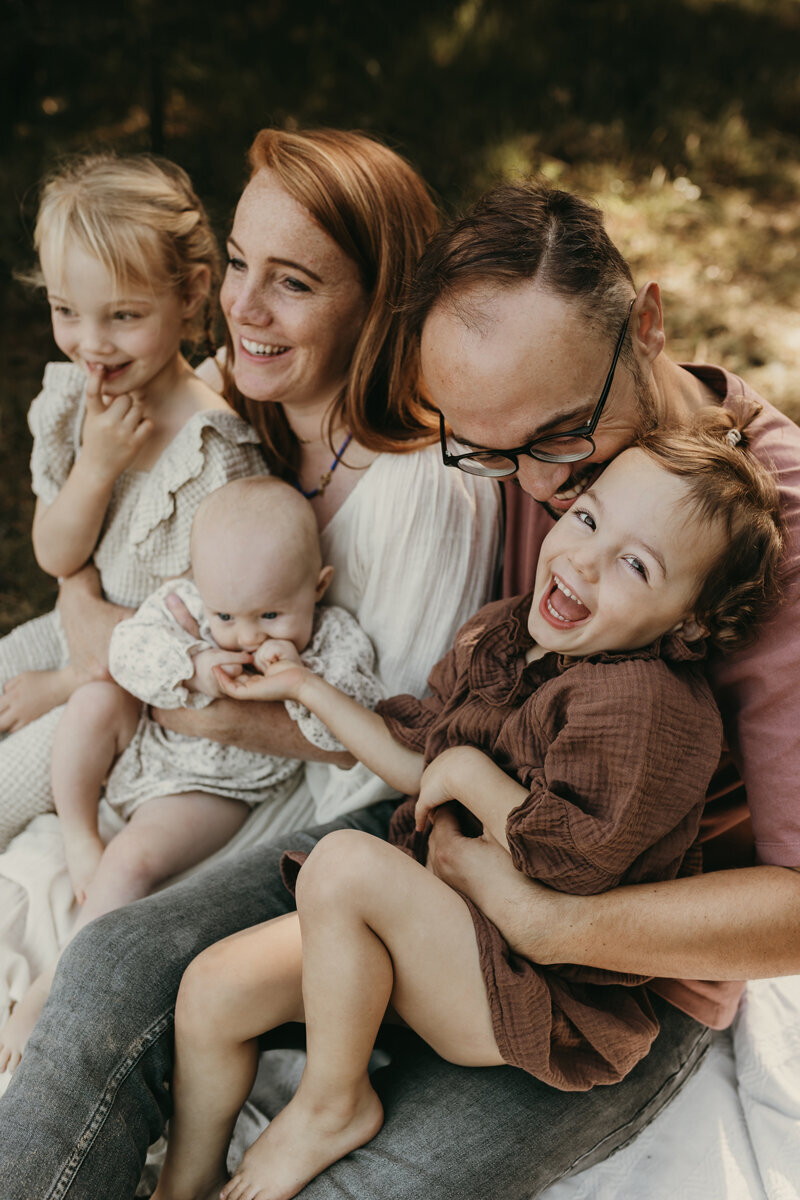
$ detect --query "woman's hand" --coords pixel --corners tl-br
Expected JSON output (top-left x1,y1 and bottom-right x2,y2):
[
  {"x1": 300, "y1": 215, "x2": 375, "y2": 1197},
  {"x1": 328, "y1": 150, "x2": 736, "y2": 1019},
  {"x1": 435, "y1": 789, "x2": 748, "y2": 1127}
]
[
  {"x1": 0, "y1": 666, "x2": 76, "y2": 731},
  {"x1": 80, "y1": 367, "x2": 153, "y2": 482}
]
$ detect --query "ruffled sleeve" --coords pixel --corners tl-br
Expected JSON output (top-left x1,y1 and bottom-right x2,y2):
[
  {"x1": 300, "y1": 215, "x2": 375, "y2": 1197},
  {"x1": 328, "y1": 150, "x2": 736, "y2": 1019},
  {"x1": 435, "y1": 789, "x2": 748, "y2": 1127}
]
[
  {"x1": 127, "y1": 408, "x2": 268, "y2": 581},
  {"x1": 108, "y1": 578, "x2": 213, "y2": 709},
  {"x1": 285, "y1": 605, "x2": 386, "y2": 751},
  {"x1": 27, "y1": 362, "x2": 86, "y2": 505},
  {"x1": 505, "y1": 656, "x2": 722, "y2": 894}
]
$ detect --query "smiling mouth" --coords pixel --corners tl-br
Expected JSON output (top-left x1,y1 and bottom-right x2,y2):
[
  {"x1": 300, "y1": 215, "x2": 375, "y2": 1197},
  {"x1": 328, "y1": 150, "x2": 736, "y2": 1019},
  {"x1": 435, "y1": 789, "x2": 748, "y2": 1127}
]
[
  {"x1": 86, "y1": 361, "x2": 131, "y2": 379},
  {"x1": 241, "y1": 337, "x2": 290, "y2": 358},
  {"x1": 552, "y1": 461, "x2": 602, "y2": 504},
  {"x1": 544, "y1": 575, "x2": 591, "y2": 624}
]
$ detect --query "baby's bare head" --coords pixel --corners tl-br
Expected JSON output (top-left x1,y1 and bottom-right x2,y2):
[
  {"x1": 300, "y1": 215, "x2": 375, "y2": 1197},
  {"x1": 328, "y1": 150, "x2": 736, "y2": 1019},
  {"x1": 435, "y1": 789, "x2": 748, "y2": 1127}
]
[{"x1": 191, "y1": 477, "x2": 330, "y2": 654}]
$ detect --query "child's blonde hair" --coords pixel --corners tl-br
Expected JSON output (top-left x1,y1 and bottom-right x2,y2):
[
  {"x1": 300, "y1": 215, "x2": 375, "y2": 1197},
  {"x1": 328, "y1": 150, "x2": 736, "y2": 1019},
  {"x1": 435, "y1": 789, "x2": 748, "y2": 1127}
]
[
  {"x1": 31, "y1": 152, "x2": 220, "y2": 349},
  {"x1": 637, "y1": 399, "x2": 784, "y2": 653}
]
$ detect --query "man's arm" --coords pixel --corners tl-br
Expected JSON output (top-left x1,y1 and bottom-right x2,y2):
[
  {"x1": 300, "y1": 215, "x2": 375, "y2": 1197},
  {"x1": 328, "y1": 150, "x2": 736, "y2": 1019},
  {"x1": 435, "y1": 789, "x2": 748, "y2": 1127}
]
[
  {"x1": 427, "y1": 808, "x2": 800, "y2": 979},
  {"x1": 153, "y1": 699, "x2": 355, "y2": 765}
]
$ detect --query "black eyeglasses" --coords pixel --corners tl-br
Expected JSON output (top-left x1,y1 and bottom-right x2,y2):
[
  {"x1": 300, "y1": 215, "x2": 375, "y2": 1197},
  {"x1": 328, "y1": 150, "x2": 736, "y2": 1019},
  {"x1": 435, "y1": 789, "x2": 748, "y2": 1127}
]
[{"x1": 439, "y1": 298, "x2": 635, "y2": 478}]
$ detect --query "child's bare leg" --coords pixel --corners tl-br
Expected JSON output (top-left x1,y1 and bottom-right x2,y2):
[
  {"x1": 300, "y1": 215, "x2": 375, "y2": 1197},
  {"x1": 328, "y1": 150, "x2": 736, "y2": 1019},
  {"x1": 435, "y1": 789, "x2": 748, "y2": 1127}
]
[
  {"x1": 223, "y1": 829, "x2": 502, "y2": 1200},
  {"x1": 153, "y1": 914, "x2": 305, "y2": 1200},
  {"x1": 52, "y1": 680, "x2": 140, "y2": 903},
  {"x1": 0, "y1": 791, "x2": 249, "y2": 1075}
]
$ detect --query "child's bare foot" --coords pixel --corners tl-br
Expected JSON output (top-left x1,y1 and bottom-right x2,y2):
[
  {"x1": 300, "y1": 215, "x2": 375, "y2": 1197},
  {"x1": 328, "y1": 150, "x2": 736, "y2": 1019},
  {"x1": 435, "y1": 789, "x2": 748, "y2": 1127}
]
[
  {"x1": 221, "y1": 1079, "x2": 383, "y2": 1200},
  {"x1": 0, "y1": 668, "x2": 71, "y2": 732},
  {"x1": 0, "y1": 970, "x2": 53, "y2": 1074},
  {"x1": 62, "y1": 827, "x2": 105, "y2": 904}
]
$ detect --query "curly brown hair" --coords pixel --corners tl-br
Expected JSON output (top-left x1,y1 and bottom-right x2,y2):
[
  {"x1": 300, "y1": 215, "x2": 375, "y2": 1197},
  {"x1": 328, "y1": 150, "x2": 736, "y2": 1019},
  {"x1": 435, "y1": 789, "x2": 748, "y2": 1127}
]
[{"x1": 637, "y1": 399, "x2": 784, "y2": 653}]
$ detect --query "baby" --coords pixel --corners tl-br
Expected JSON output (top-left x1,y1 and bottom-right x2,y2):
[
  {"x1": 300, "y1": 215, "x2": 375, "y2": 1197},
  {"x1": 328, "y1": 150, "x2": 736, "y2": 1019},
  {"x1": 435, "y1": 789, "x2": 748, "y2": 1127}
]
[{"x1": 0, "y1": 475, "x2": 382, "y2": 1071}]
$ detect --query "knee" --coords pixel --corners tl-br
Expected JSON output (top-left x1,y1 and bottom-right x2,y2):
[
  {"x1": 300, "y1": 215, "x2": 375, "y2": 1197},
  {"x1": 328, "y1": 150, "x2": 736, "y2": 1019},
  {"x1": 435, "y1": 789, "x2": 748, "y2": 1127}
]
[
  {"x1": 296, "y1": 829, "x2": 386, "y2": 913},
  {"x1": 175, "y1": 941, "x2": 238, "y2": 1034},
  {"x1": 65, "y1": 680, "x2": 135, "y2": 731},
  {"x1": 99, "y1": 834, "x2": 164, "y2": 894}
]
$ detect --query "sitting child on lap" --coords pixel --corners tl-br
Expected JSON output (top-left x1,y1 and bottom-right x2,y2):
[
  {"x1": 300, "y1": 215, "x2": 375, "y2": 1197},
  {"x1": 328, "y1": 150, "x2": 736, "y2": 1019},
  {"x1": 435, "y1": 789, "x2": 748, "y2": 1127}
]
[
  {"x1": 155, "y1": 410, "x2": 782, "y2": 1200},
  {"x1": 0, "y1": 476, "x2": 382, "y2": 1073}
]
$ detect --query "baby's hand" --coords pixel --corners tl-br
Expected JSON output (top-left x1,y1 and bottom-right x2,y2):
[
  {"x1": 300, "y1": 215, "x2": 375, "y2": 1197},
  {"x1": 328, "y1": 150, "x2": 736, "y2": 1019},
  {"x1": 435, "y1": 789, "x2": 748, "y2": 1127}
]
[
  {"x1": 253, "y1": 639, "x2": 302, "y2": 673},
  {"x1": 214, "y1": 657, "x2": 312, "y2": 704},
  {"x1": 189, "y1": 648, "x2": 253, "y2": 698},
  {"x1": 80, "y1": 367, "x2": 153, "y2": 480}
]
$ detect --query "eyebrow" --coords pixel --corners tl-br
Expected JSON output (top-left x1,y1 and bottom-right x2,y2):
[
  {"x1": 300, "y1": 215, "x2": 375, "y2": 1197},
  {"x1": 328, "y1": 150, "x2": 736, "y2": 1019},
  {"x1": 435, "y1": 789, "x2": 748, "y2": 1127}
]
[
  {"x1": 584, "y1": 489, "x2": 668, "y2": 578},
  {"x1": 449, "y1": 403, "x2": 597, "y2": 451},
  {"x1": 46, "y1": 292, "x2": 151, "y2": 306},
  {"x1": 227, "y1": 237, "x2": 322, "y2": 284}
]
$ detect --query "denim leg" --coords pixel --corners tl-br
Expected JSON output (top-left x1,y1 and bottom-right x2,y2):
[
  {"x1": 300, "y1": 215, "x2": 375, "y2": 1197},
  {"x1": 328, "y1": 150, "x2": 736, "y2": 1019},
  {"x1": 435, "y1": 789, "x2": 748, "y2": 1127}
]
[
  {"x1": 0, "y1": 803, "x2": 710, "y2": 1200},
  {"x1": 289, "y1": 995, "x2": 710, "y2": 1200},
  {"x1": 0, "y1": 802, "x2": 396, "y2": 1200}
]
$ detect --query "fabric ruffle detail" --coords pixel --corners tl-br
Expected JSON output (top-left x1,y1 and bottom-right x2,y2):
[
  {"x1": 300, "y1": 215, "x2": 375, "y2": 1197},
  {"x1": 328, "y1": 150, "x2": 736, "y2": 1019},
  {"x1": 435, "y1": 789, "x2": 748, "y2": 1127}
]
[
  {"x1": 27, "y1": 362, "x2": 86, "y2": 505},
  {"x1": 127, "y1": 409, "x2": 264, "y2": 569}
]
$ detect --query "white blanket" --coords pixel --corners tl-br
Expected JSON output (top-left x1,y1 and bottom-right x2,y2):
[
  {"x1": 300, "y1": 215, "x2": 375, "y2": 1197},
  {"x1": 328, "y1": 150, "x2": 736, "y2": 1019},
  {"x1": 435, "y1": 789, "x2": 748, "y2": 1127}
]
[{"x1": 2, "y1": 814, "x2": 799, "y2": 1200}]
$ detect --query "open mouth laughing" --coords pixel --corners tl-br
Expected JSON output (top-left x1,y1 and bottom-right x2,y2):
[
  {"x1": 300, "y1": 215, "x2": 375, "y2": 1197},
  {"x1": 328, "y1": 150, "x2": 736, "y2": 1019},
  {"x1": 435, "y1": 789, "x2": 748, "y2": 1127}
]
[{"x1": 541, "y1": 574, "x2": 591, "y2": 627}]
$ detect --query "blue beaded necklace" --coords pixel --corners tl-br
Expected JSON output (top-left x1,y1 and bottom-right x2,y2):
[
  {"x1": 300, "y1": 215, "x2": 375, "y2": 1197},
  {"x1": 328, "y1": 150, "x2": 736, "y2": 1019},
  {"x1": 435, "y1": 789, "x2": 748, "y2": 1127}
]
[{"x1": 294, "y1": 431, "x2": 353, "y2": 499}]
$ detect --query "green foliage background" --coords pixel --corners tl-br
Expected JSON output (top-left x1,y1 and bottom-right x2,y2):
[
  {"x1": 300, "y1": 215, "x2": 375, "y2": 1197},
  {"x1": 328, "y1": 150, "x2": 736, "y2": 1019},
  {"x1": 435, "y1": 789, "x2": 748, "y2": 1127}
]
[{"x1": 2, "y1": 0, "x2": 799, "y2": 632}]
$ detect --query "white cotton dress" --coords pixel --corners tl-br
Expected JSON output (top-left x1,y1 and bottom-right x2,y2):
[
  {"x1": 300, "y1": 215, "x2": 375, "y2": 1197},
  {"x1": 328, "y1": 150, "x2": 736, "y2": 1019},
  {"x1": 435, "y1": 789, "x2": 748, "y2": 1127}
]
[
  {"x1": 104, "y1": 577, "x2": 384, "y2": 820},
  {"x1": 0, "y1": 361, "x2": 268, "y2": 849},
  {"x1": 0, "y1": 435, "x2": 502, "y2": 1093}
]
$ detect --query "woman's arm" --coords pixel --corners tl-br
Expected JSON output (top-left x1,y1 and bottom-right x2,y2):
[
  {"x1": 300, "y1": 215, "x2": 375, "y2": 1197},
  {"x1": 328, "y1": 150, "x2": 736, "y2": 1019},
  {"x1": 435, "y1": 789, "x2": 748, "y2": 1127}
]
[
  {"x1": 33, "y1": 370, "x2": 152, "y2": 577},
  {"x1": 216, "y1": 664, "x2": 423, "y2": 792},
  {"x1": 58, "y1": 564, "x2": 134, "y2": 685},
  {"x1": 427, "y1": 809, "x2": 800, "y2": 979}
]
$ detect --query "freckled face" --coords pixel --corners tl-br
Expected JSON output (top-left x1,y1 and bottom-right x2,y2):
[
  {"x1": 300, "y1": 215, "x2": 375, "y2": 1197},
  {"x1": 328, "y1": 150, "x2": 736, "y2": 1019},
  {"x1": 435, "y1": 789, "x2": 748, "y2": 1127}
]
[
  {"x1": 221, "y1": 169, "x2": 370, "y2": 413},
  {"x1": 527, "y1": 448, "x2": 726, "y2": 657},
  {"x1": 41, "y1": 241, "x2": 187, "y2": 397},
  {"x1": 421, "y1": 284, "x2": 650, "y2": 516}
]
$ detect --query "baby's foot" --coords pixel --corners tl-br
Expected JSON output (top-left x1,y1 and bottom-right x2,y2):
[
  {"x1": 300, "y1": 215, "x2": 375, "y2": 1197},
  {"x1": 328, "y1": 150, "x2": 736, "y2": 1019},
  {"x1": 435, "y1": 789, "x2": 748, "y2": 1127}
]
[
  {"x1": 62, "y1": 827, "x2": 105, "y2": 904},
  {"x1": 0, "y1": 971, "x2": 53, "y2": 1074},
  {"x1": 221, "y1": 1080, "x2": 383, "y2": 1200},
  {"x1": 0, "y1": 668, "x2": 70, "y2": 732}
]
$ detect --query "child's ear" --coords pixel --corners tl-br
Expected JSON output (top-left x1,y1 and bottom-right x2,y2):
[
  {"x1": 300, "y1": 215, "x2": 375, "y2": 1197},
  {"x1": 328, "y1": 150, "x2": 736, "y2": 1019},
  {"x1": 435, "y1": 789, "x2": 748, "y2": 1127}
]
[
  {"x1": 670, "y1": 615, "x2": 707, "y2": 642},
  {"x1": 182, "y1": 264, "x2": 212, "y2": 320},
  {"x1": 315, "y1": 565, "x2": 335, "y2": 601}
]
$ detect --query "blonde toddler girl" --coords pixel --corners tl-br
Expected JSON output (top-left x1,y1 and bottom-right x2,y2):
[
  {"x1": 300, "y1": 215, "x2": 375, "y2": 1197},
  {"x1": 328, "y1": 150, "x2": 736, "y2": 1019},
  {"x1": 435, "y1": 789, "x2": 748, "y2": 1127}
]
[{"x1": 0, "y1": 152, "x2": 268, "y2": 850}]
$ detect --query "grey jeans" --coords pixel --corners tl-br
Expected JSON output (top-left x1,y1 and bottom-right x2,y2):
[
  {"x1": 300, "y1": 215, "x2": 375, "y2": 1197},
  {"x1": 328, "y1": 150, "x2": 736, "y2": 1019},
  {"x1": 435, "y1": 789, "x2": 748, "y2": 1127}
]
[{"x1": 0, "y1": 802, "x2": 710, "y2": 1199}]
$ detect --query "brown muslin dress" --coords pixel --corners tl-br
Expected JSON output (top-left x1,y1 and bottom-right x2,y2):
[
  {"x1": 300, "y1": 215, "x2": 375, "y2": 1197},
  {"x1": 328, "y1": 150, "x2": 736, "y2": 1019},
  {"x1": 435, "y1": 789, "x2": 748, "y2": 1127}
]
[{"x1": 376, "y1": 593, "x2": 723, "y2": 1090}]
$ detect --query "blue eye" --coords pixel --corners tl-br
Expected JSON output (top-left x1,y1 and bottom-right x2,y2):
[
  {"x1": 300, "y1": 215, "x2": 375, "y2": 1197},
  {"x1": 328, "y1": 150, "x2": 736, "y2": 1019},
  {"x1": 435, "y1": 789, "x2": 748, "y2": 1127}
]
[
  {"x1": 622, "y1": 555, "x2": 648, "y2": 580},
  {"x1": 573, "y1": 508, "x2": 596, "y2": 530},
  {"x1": 216, "y1": 613, "x2": 232, "y2": 622}
]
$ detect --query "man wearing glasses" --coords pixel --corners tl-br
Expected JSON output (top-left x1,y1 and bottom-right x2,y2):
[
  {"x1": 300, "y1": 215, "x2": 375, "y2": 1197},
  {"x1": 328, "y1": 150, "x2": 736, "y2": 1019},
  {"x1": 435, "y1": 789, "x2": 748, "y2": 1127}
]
[{"x1": 406, "y1": 180, "x2": 800, "y2": 1187}]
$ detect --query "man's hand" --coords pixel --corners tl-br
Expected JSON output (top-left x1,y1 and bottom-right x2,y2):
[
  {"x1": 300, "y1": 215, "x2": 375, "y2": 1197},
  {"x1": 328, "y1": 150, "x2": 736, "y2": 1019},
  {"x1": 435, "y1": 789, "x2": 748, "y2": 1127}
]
[
  {"x1": 189, "y1": 648, "x2": 253, "y2": 698},
  {"x1": 80, "y1": 367, "x2": 153, "y2": 481}
]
